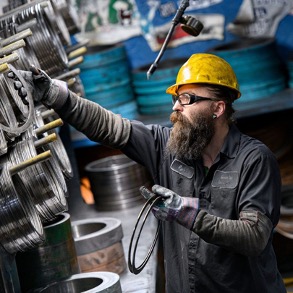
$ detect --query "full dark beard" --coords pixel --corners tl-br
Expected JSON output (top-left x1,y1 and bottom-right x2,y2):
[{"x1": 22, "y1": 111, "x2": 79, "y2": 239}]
[{"x1": 166, "y1": 110, "x2": 215, "y2": 161}]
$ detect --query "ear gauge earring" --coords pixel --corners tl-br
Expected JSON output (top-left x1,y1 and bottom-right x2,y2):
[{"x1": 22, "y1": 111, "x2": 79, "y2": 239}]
[{"x1": 212, "y1": 114, "x2": 217, "y2": 119}]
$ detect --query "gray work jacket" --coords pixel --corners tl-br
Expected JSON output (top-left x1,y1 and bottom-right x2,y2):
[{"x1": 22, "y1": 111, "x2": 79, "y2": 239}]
[{"x1": 122, "y1": 121, "x2": 285, "y2": 293}]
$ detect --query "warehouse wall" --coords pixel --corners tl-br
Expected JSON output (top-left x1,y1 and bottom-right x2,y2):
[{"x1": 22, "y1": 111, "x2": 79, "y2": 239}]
[
  {"x1": 0, "y1": 1, "x2": 292, "y2": 70},
  {"x1": 72, "y1": 0, "x2": 293, "y2": 70}
]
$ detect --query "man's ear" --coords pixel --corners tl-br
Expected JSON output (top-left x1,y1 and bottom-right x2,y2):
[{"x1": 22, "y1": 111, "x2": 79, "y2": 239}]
[{"x1": 214, "y1": 100, "x2": 226, "y2": 118}]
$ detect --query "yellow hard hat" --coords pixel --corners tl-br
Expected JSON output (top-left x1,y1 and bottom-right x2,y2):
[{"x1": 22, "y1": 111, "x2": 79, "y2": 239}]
[{"x1": 166, "y1": 53, "x2": 241, "y2": 99}]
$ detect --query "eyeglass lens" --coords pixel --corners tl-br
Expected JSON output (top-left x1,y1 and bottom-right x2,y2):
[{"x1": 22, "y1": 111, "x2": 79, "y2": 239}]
[{"x1": 172, "y1": 93, "x2": 191, "y2": 105}]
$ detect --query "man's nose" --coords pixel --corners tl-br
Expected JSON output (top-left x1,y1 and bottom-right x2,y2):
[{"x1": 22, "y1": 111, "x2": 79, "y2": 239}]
[{"x1": 172, "y1": 100, "x2": 183, "y2": 111}]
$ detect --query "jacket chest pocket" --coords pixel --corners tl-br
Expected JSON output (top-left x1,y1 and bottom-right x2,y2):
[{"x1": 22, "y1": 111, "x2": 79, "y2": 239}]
[
  {"x1": 170, "y1": 159, "x2": 195, "y2": 197},
  {"x1": 210, "y1": 170, "x2": 239, "y2": 214}
]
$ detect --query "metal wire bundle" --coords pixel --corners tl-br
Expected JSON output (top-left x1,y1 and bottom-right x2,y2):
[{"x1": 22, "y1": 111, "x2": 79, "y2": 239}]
[
  {"x1": 0, "y1": 22, "x2": 41, "y2": 71},
  {"x1": 14, "y1": 1, "x2": 68, "y2": 76},
  {"x1": 85, "y1": 154, "x2": 153, "y2": 211},
  {"x1": 0, "y1": 0, "x2": 83, "y2": 258},
  {"x1": 51, "y1": 0, "x2": 80, "y2": 35},
  {"x1": 20, "y1": 2, "x2": 68, "y2": 76},
  {"x1": 2, "y1": 0, "x2": 80, "y2": 37},
  {"x1": 0, "y1": 64, "x2": 34, "y2": 153},
  {"x1": 46, "y1": 0, "x2": 71, "y2": 45},
  {"x1": 7, "y1": 135, "x2": 67, "y2": 222},
  {"x1": 2, "y1": 0, "x2": 26, "y2": 14},
  {"x1": 0, "y1": 163, "x2": 44, "y2": 254},
  {"x1": 13, "y1": 0, "x2": 71, "y2": 47},
  {"x1": 0, "y1": 69, "x2": 29, "y2": 124},
  {"x1": 30, "y1": 110, "x2": 68, "y2": 191},
  {"x1": 35, "y1": 105, "x2": 73, "y2": 180}
]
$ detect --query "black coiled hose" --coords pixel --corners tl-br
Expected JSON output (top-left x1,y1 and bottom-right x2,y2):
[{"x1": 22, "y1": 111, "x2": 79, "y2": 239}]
[{"x1": 128, "y1": 193, "x2": 162, "y2": 274}]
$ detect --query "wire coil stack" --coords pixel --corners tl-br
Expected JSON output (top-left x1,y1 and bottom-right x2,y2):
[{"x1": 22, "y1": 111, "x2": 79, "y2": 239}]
[
  {"x1": 0, "y1": 63, "x2": 70, "y2": 253},
  {"x1": 0, "y1": 0, "x2": 88, "y2": 258},
  {"x1": 0, "y1": 63, "x2": 35, "y2": 150},
  {"x1": 0, "y1": 0, "x2": 84, "y2": 82},
  {"x1": 35, "y1": 105, "x2": 73, "y2": 180},
  {"x1": 50, "y1": 0, "x2": 81, "y2": 36},
  {"x1": 85, "y1": 154, "x2": 153, "y2": 211},
  {"x1": 4, "y1": 2, "x2": 68, "y2": 76},
  {"x1": 0, "y1": 2, "x2": 101, "y2": 292},
  {"x1": 0, "y1": 163, "x2": 44, "y2": 254},
  {"x1": 7, "y1": 135, "x2": 68, "y2": 221}
]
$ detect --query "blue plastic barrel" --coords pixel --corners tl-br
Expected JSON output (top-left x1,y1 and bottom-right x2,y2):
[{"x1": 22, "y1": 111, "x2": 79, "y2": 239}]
[
  {"x1": 209, "y1": 38, "x2": 287, "y2": 103},
  {"x1": 132, "y1": 58, "x2": 187, "y2": 115},
  {"x1": 79, "y1": 44, "x2": 135, "y2": 111}
]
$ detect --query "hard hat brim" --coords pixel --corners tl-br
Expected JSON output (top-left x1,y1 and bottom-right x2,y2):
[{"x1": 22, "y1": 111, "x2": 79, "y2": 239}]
[{"x1": 166, "y1": 81, "x2": 241, "y2": 99}]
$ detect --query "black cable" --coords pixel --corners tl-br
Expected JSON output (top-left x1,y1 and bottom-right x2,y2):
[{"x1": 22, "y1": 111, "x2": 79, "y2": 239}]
[
  {"x1": 128, "y1": 194, "x2": 162, "y2": 274},
  {"x1": 146, "y1": 0, "x2": 190, "y2": 79}
]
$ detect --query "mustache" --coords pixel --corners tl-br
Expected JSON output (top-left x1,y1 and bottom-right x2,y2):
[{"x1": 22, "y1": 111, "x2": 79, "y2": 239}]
[{"x1": 170, "y1": 111, "x2": 184, "y2": 124}]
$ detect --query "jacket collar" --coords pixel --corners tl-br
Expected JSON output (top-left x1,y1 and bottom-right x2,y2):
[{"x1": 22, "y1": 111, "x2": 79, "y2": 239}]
[{"x1": 219, "y1": 124, "x2": 241, "y2": 159}]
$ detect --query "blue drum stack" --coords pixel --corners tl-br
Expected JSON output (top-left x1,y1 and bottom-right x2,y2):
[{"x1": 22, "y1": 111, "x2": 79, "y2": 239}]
[
  {"x1": 131, "y1": 58, "x2": 187, "y2": 115},
  {"x1": 210, "y1": 38, "x2": 287, "y2": 104},
  {"x1": 72, "y1": 44, "x2": 138, "y2": 147}
]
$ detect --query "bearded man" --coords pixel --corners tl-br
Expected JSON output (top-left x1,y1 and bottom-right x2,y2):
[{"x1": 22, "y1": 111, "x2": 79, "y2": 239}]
[{"x1": 17, "y1": 53, "x2": 286, "y2": 293}]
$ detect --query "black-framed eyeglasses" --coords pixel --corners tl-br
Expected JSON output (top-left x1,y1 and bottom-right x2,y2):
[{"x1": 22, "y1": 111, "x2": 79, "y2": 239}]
[{"x1": 172, "y1": 93, "x2": 216, "y2": 106}]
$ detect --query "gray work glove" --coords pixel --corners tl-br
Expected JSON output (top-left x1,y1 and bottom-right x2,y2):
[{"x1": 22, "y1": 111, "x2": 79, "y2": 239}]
[
  {"x1": 140, "y1": 185, "x2": 199, "y2": 230},
  {"x1": 8, "y1": 65, "x2": 69, "y2": 109}
]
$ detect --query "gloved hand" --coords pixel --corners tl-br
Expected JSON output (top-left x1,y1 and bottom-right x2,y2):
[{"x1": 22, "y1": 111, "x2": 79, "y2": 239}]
[
  {"x1": 8, "y1": 65, "x2": 69, "y2": 109},
  {"x1": 140, "y1": 185, "x2": 199, "y2": 230}
]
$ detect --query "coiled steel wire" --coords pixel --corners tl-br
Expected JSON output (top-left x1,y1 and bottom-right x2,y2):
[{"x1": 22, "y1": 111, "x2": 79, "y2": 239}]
[
  {"x1": 0, "y1": 0, "x2": 85, "y2": 262},
  {"x1": 0, "y1": 163, "x2": 44, "y2": 254},
  {"x1": 18, "y1": 2, "x2": 68, "y2": 76},
  {"x1": 7, "y1": 135, "x2": 67, "y2": 222},
  {"x1": 35, "y1": 105, "x2": 73, "y2": 180},
  {"x1": 0, "y1": 1, "x2": 69, "y2": 76},
  {"x1": 0, "y1": 22, "x2": 40, "y2": 70},
  {"x1": 0, "y1": 64, "x2": 34, "y2": 149},
  {"x1": 51, "y1": 0, "x2": 80, "y2": 35}
]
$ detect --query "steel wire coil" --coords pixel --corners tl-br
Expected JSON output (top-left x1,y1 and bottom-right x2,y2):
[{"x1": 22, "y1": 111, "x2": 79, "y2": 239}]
[
  {"x1": 8, "y1": 136, "x2": 67, "y2": 222},
  {"x1": 16, "y1": 0, "x2": 71, "y2": 47},
  {"x1": 32, "y1": 109, "x2": 69, "y2": 190},
  {"x1": 43, "y1": 0, "x2": 71, "y2": 46},
  {"x1": 0, "y1": 64, "x2": 34, "y2": 143},
  {"x1": 0, "y1": 163, "x2": 44, "y2": 254},
  {"x1": 85, "y1": 154, "x2": 153, "y2": 211},
  {"x1": 1, "y1": 70, "x2": 29, "y2": 118},
  {"x1": 35, "y1": 105, "x2": 73, "y2": 180},
  {"x1": 0, "y1": 22, "x2": 40, "y2": 70},
  {"x1": 15, "y1": 2, "x2": 68, "y2": 76},
  {"x1": 51, "y1": 0, "x2": 80, "y2": 36},
  {"x1": 24, "y1": 134, "x2": 68, "y2": 217},
  {"x1": 0, "y1": 129, "x2": 8, "y2": 156}
]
